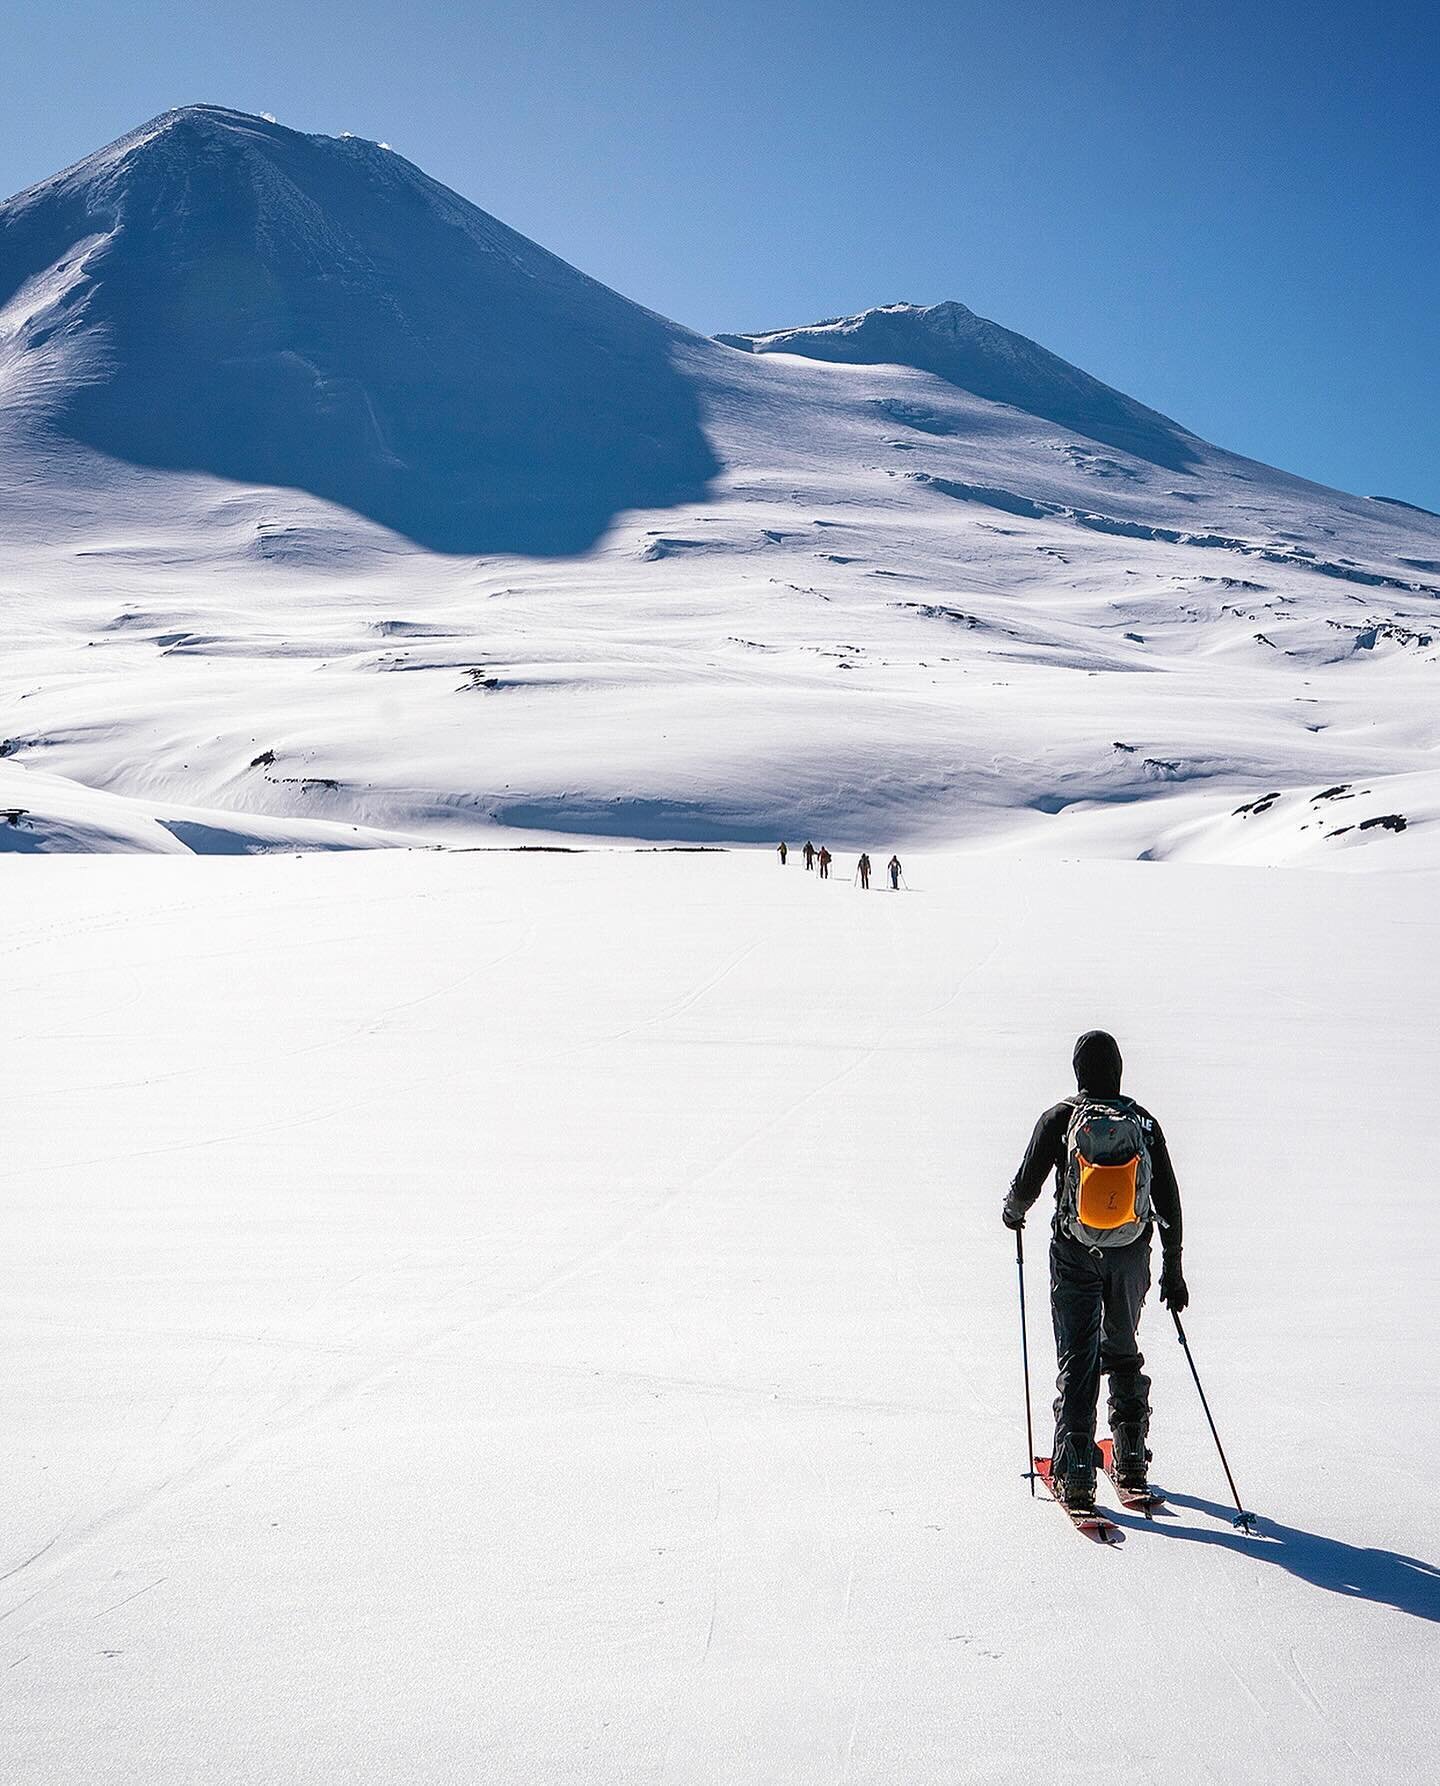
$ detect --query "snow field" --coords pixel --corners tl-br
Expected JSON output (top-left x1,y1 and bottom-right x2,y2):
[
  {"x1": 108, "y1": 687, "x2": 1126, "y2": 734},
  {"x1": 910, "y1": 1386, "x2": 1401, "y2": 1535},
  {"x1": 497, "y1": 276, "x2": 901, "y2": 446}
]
[
  {"x1": 4, "y1": 107, "x2": 1440, "y2": 862},
  {"x1": 4, "y1": 847, "x2": 1436, "y2": 1783}
]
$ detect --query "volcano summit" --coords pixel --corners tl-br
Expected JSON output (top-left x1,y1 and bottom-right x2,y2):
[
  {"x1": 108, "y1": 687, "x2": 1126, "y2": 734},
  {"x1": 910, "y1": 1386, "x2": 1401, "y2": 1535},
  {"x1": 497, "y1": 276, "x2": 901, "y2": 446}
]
[{"x1": 0, "y1": 105, "x2": 719, "y2": 554}]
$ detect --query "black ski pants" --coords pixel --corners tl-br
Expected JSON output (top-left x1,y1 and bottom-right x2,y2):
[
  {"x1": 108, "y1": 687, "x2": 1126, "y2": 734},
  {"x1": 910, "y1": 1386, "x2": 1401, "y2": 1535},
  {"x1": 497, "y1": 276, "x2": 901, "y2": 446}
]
[{"x1": 1049, "y1": 1227, "x2": 1152, "y2": 1476}]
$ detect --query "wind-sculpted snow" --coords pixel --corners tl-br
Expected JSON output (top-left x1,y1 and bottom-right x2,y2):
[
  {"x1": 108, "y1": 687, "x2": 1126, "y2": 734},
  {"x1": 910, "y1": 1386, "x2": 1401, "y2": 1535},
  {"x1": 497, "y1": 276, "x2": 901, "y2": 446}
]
[
  {"x1": 0, "y1": 107, "x2": 720, "y2": 554},
  {"x1": 907, "y1": 473, "x2": 1440, "y2": 595}
]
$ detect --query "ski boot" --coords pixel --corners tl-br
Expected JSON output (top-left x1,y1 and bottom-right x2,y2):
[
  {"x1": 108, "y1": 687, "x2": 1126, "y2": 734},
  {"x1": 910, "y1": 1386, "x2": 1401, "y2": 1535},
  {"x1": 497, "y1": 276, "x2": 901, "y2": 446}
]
[
  {"x1": 1110, "y1": 1424, "x2": 1152, "y2": 1492},
  {"x1": 1054, "y1": 1469, "x2": 1097, "y2": 1515},
  {"x1": 1051, "y1": 1437, "x2": 1099, "y2": 1514}
]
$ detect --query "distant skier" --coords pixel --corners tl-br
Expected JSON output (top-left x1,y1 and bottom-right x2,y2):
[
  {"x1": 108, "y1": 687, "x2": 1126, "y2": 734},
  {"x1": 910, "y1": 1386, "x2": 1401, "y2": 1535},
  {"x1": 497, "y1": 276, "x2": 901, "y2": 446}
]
[
  {"x1": 778, "y1": 842, "x2": 788, "y2": 866},
  {"x1": 817, "y1": 846, "x2": 832, "y2": 880},
  {"x1": 887, "y1": 854, "x2": 902, "y2": 890},
  {"x1": 857, "y1": 852, "x2": 871, "y2": 890},
  {"x1": 1002, "y1": 1030, "x2": 1187, "y2": 1514},
  {"x1": 803, "y1": 841, "x2": 816, "y2": 871}
]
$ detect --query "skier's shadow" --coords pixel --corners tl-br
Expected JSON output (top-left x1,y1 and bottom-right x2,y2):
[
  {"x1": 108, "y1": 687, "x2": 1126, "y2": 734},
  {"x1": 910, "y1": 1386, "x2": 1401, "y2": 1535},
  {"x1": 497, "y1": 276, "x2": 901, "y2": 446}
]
[{"x1": 1110, "y1": 1490, "x2": 1440, "y2": 1623}]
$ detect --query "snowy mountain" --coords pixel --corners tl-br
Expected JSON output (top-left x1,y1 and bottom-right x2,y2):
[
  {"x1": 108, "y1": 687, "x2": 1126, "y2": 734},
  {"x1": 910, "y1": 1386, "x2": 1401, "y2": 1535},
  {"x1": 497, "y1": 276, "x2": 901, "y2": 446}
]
[
  {"x1": 0, "y1": 105, "x2": 718, "y2": 555},
  {"x1": 717, "y1": 299, "x2": 1203, "y2": 472},
  {"x1": 1, "y1": 105, "x2": 1438, "y2": 858}
]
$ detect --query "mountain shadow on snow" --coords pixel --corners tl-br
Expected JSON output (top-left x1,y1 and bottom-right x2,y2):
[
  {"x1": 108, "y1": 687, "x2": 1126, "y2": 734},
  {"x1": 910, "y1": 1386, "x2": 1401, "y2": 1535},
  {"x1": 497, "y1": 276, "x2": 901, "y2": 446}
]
[
  {"x1": 717, "y1": 301, "x2": 1202, "y2": 475},
  {"x1": 0, "y1": 107, "x2": 720, "y2": 555}
]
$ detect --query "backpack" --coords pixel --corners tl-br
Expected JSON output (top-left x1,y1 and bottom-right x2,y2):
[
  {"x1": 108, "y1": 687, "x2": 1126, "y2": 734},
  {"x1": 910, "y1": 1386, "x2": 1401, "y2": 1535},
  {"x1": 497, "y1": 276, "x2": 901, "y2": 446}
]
[{"x1": 1060, "y1": 1096, "x2": 1153, "y2": 1247}]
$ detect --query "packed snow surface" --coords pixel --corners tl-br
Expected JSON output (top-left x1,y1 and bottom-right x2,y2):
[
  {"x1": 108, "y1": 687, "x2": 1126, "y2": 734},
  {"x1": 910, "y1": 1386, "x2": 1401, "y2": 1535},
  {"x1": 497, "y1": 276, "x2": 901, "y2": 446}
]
[
  {"x1": 4, "y1": 848, "x2": 1437, "y2": 1783},
  {"x1": 2, "y1": 107, "x2": 1439, "y2": 861}
]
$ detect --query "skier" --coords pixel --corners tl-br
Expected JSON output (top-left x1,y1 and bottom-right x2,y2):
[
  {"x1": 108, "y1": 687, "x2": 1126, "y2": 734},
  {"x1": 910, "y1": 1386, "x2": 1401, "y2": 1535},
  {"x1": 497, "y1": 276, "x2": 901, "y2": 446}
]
[
  {"x1": 857, "y1": 852, "x2": 871, "y2": 890},
  {"x1": 887, "y1": 854, "x2": 902, "y2": 890},
  {"x1": 1001, "y1": 1030, "x2": 1187, "y2": 1514},
  {"x1": 778, "y1": 842, "x2": 788, "y2": 866},
  {"x1": 803, "y1": 841, "x2": 816, "y2": 871},
  {"x1": 817, "y1": 846, "x2": 832, "y2": 880}
]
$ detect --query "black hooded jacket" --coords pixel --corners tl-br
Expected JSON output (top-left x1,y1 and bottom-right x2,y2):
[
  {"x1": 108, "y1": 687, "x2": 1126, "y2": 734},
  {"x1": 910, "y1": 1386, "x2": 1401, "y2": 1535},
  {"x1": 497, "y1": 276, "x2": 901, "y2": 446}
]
[{"x1": 1006, "y1": 1031, "x2": 1183, "y2": 1251}]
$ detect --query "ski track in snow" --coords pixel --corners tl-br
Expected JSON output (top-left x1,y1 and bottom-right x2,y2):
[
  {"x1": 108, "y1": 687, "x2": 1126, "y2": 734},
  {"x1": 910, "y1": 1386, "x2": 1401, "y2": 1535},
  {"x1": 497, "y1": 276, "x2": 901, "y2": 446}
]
[{"x1": 3, "y1": 848, "x2": 1436, "y2": 1785}]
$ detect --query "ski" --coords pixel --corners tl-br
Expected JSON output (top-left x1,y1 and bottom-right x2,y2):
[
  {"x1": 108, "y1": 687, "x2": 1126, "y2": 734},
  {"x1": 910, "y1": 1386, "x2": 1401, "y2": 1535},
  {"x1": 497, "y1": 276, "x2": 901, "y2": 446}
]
[
  {"x1": 1097, "y1": 1439, "x2": 1167, "y2": 1514},
  {"x1": 1033, "y1": 1457, "x2": 1121, "y2": 1543}
]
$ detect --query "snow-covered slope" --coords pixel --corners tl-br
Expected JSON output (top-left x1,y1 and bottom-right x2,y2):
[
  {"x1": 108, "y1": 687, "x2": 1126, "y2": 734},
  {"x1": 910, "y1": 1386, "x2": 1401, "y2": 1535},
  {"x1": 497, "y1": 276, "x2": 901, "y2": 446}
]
[
  {"x1": 2, "y1": 107, "x2": 1438, "y2": 858},
  {"x1": 717, "y1": 298, "x2": 1205, "y2": 472},
  {"x1": 0, "y1": 106, "x2": 718, "y2": 556},
  {"x1": 5, "y1": 849, "x2": 1437, "y2": 1783}
]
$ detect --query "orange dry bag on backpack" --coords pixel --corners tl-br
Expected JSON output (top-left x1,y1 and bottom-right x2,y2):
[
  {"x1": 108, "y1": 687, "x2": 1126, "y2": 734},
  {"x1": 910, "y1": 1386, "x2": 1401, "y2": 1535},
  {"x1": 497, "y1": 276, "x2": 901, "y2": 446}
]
[{"x1": 1062, "y1": 1099, "x2": 1153, "y2": 1247}]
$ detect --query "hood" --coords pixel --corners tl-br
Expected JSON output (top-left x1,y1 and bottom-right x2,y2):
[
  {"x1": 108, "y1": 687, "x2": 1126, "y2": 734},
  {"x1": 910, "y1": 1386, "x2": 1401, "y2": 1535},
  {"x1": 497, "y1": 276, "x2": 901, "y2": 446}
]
[{"x1": 1073, "y1": 1030, "x2": 1123, "y2": 1098}]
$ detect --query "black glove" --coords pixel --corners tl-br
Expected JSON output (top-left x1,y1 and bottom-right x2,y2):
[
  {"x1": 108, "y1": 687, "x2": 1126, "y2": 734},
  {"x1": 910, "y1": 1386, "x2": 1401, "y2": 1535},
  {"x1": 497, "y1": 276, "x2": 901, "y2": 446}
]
[
  {"x1": 1159, "y1": 1252, "x2": 1189, "y2": 1313},
  {"x1": 1001, "y1": 1197, "x2": 1026, "y2": 1232}
]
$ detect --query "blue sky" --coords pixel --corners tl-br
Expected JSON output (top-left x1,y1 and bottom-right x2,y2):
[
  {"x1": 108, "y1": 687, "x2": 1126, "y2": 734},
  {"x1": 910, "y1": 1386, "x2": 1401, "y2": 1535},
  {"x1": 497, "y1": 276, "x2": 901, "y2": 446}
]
[{"x1": 2, "y1": 0, "x2": 1435, "y2": 508}]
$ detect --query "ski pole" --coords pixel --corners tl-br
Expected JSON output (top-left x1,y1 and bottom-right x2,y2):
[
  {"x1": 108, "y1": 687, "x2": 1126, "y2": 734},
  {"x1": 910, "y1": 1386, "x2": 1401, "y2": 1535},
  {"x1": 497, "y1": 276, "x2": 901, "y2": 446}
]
[
  {"x1": 1172, "y1": 1311, "x2": 1257, "y2": 1533},
  {"x1": 1016, "y1": 1226, "x2": 1037, "y2": 1495}
]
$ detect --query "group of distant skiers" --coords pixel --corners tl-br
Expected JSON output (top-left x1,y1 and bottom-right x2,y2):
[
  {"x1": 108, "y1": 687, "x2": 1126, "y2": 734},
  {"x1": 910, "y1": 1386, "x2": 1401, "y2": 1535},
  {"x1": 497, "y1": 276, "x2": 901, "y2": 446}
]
[{"x1": 778, "y1": 840, "x2": 903, "y2": 890}]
